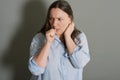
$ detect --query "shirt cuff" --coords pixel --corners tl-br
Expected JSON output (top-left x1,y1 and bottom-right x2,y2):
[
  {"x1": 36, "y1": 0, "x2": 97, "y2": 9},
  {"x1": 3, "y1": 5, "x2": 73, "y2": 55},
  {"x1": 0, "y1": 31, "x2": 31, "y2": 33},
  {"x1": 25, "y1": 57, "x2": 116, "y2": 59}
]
[{"x1": 29, "y1": 56, "x2": 45, "y2": 75}]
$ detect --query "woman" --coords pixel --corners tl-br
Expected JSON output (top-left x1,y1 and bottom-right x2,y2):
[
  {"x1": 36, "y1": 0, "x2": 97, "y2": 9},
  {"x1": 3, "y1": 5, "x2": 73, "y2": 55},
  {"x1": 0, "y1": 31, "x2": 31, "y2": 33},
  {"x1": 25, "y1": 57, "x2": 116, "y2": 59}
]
[{"x1": 28, "y1": 0, "x2": 90, "y2": 80}]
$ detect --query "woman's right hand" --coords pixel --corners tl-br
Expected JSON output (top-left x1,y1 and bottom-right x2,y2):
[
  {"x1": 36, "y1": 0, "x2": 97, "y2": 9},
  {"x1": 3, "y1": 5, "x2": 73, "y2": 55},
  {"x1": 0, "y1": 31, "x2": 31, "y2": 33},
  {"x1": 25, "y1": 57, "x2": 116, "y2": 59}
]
[{"x1": 46, "y1": 29, "x2": 56, "y2": 43}]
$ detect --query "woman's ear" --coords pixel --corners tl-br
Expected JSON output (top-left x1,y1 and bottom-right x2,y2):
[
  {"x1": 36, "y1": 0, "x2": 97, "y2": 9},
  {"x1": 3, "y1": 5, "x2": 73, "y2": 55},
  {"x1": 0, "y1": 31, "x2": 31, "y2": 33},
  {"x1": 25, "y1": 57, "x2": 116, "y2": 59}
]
[
  {"x1": 70, "y1": 15, "x2": 73, "y2": 22},
  {"x1": 68, "y1": 19, "x2": 72, "y2": 24}
]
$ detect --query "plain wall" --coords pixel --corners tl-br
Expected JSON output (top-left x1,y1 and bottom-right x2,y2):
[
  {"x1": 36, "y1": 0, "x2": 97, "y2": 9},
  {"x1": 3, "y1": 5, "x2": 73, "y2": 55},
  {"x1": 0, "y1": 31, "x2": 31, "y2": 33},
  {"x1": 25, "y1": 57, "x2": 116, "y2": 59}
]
[{"x1": 0, "y1": 0, "x2": 120, "y2": 80}]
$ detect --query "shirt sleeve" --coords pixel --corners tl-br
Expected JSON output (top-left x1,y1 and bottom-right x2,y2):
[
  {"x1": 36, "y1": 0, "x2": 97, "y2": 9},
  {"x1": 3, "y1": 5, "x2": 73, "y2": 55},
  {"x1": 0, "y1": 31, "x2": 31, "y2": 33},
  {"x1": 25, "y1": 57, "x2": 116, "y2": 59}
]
[
  {"x1": 69, "y1": 32, "x2": 90, "y2": 69},
  {"x1": 28, "y1": 33, "x2": 46, "y2": 75}
]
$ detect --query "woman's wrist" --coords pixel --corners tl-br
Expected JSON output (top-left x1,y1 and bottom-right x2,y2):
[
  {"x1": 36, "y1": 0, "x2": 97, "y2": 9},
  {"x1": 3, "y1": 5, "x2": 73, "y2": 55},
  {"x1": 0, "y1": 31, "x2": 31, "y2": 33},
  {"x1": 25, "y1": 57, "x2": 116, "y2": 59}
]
[
  {"x1": 64, "y1": 34, "x2": 71, "y2": 40},
  {"x1": 46, "y1": 41, "x2": 52, "y2": 46}
]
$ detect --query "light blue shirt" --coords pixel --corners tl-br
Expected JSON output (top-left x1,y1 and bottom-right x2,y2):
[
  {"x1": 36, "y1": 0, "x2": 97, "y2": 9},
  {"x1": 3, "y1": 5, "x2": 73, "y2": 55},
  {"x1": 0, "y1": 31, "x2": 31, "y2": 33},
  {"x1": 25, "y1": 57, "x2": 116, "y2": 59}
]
[{"x1": 28, "y1": 32, "x2": 90, "y2": 80}]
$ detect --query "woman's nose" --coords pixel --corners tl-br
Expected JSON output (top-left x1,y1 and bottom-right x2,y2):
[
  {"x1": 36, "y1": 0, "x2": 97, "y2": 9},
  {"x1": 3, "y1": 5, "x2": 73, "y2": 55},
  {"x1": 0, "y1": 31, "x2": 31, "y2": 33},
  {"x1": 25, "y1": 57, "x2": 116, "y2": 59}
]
[{"x1": 53, "y1": 19, "x2": 57, "y2": 27}]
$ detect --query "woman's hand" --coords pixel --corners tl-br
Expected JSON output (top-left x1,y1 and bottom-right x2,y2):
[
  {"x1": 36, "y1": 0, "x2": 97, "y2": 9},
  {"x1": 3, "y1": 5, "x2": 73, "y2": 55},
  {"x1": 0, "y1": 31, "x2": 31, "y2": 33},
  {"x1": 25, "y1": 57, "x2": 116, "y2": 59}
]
[
  {"x1": 46, "y1": 29, "x2": 56, "y2": 43},
  {"x1": 64, "y1": 22, "x2": 76, "y2": 54},
  {"x1": 64, "y1": 22, "x2": 75, "y2": 38}
]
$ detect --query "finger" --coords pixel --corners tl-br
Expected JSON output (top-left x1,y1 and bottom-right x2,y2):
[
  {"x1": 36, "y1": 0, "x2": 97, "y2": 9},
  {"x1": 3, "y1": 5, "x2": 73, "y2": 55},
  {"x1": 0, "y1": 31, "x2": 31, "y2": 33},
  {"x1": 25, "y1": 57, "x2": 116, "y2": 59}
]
[
  {"x1": 50, "y1": 29, "x2": 55, "y2": 37},
  {"x1": 50, "y1": 32, "x2": 54, "y2": 37}
]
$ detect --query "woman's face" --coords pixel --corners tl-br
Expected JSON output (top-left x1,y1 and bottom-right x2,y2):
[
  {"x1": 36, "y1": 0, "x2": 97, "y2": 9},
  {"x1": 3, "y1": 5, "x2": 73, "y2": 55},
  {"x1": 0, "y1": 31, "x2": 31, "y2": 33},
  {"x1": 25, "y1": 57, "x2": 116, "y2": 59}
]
[{"x1": 49, "y1": 8, "x2": 71, "y2": 37}]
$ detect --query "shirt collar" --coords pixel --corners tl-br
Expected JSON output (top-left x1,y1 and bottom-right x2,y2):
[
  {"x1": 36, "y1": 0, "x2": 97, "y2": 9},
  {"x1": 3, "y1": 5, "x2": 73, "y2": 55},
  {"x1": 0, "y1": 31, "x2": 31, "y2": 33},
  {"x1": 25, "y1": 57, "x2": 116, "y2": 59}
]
[
  {"x1": 54, "y1": 35, "x2": 61, "y2": 42},
  {"x1": 54, "y1": 35, "x2": 69, "y2": 58}
]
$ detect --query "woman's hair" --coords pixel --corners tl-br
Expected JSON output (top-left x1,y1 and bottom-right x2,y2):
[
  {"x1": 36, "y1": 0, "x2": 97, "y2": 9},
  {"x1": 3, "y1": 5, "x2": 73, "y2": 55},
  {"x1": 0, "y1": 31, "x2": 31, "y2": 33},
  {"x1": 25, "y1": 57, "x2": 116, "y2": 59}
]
[{"x1": 39, "y1": 0, "x2": 81, "y2": 42}]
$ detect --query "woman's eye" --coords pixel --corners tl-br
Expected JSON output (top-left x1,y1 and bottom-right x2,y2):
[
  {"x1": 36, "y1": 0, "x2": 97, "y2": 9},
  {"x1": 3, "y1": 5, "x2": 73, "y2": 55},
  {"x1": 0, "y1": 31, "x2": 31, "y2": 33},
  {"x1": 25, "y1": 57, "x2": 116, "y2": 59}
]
[{"x1": 58, "y1": 18, "x2": 63, "y2": 21}]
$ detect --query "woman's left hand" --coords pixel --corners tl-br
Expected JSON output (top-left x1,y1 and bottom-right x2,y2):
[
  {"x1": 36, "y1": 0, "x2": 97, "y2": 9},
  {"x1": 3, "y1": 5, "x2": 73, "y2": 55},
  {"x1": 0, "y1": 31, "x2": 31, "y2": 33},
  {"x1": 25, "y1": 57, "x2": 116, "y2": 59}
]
[{"x1": 64, "y1": 22, "x2": 75, "y2": 37}]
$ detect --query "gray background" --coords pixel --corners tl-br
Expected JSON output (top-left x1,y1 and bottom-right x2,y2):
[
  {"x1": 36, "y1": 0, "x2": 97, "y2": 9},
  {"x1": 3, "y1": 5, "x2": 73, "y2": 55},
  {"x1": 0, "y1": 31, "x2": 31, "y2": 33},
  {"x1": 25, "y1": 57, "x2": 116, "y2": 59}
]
[{"x1": 0, "y1": 0, "x2": 120, "y2": 80}]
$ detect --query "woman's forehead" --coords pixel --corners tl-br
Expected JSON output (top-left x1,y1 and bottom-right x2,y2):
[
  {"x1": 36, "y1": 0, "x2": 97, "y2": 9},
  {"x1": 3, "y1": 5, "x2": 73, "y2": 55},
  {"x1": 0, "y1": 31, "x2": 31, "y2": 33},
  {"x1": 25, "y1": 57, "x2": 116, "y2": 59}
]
[{"x1": 50, "y1": 8, "x2": 69, "y2": 18}]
